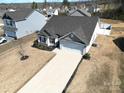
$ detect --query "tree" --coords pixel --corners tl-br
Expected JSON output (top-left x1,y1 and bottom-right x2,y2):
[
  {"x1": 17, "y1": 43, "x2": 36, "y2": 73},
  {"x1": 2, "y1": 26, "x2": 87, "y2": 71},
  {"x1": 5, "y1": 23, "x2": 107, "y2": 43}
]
[
  {"x1": 44, "y1": 0, "x2": 47, "y2": 8},
  {"x1": 121, "y1": 0, "x2": 124, "y2": 11},
  {"x1": 31, "y1": 2, "x2": 38, "y2": 9},
  {"x1": 44, "y1": 0, "x2": 47, "y2": 5},
  {"x1": 95, "y1": 0, "x2": 122, "y2": 10},
  {"x1": 62, "y1": 0, "x2": 70, "y2": 7}
]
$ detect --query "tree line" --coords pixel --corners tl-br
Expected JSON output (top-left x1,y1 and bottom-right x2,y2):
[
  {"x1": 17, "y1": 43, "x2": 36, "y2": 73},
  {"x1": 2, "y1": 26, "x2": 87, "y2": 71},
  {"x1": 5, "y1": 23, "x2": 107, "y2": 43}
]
[{"x1": 31, "y1": 0, "x2": 70, "y2": 9}]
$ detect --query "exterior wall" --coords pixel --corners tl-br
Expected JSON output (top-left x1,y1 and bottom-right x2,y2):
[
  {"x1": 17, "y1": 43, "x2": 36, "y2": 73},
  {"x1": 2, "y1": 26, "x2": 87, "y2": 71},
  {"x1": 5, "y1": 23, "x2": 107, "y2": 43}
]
[
  {"x1": 4, "y1": 31, "x2": 16, "y2": 38},
  {"x1": 84, "y1": 22, "x2": 100, "y2": 54},
  {"x1": 98, "y1": 23, "x2": 112, "y2": 35},
  {"x1": 46, "y1": 37, "x2": 52, "y2": 46},
  {"x1": 99, "y1": 29, "x2": 111, "y2": 35},
  {"x1": 3, "y1": 19, "x2": 17, "y2": 37},
  {"x1": 38, "y1": 35, "x2": 57, "y2": 47},
  {"x1": 3, "y1": 19, "x2": 16, "y2": 27},
  {"x1": 46, "y1": 37, "x2": 58, "y2": 47},
  {"x1": 54, "y1": 9, "x2": 58, "y2": 15},
  {"x1": 16, "y1": 11, "x2": 46, "y2": 38}
]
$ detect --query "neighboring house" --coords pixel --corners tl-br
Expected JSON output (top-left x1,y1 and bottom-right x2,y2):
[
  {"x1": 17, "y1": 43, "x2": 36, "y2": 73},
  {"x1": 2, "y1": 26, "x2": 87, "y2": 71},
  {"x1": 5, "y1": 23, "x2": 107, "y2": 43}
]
[
  {"x1": 68, "y1": 9, "x2": 91, "y2": 17},
  {"x1": 2, "y1": 9, "x2": 46, "y2": 39},
  {"x1": 38, "y1": 16, "x2": 100, "y2": 55},
  {"x1": 46, "y1": 9, "x2": 58, "y2": 17}
]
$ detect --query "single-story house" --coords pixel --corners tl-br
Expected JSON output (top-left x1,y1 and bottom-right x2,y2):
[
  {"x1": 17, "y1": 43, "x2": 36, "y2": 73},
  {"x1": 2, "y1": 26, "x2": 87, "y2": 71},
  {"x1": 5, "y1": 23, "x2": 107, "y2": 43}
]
[
  {"x1": 38, "y1": 16, "x2": 100, "y2": 55},
  {"x1": 2, "y1": 9, "x2": 46, "y2": 39},
  {"x1": 68, "y1": 9, "x2": 91, "y2": 17}
]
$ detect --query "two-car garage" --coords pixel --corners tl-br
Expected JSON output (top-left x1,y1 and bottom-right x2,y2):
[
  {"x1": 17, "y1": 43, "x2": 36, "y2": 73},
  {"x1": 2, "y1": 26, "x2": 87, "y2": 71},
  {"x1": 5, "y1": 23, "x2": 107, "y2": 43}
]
[{"x1": 60, "y1": 39, "x2": 85, "y2": 55}]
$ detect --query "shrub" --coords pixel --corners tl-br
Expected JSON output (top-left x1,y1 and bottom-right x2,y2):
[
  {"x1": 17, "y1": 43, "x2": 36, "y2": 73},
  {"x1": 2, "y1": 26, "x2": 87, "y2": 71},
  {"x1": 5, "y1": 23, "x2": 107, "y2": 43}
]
[
  {"x1": 32, "y1": 40, "x2": 55, "y2": 51},
  {"x1": 83, "y1": 53, "x2": 91, "y2": 60},
  {"x1": 92, "y1": 43, "x2": 98, "y2": 47},
  {"x1": 118, "y1": 15, "x2": 124, "y2": 20},
  {"x1": 20, "y1": 55, "x2": 29, "y2": 61}
]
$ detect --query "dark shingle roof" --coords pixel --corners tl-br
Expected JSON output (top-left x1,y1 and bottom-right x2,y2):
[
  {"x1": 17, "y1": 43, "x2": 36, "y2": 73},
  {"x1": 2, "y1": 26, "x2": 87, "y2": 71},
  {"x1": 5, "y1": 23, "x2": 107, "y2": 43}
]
[
  {"x1": 2, "y1": 9, "x2": 34, "y2": 21},
  {"x1": 40, "y1": 16, "x2": 98, "y2": 45},
  {"x1": 69, "y1": 9, "x2": 91, "y2": 17}
]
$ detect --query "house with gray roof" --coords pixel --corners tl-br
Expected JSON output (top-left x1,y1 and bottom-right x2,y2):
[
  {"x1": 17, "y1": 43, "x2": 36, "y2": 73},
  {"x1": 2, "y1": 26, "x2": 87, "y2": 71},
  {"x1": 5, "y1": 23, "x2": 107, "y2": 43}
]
[
  {"x1": 2, "y1": 9, "x2": 46, "y2": 39},
  {"x1": 38, "y1": 16, "x2": 100, "y2": 55},
  {"x1": 68, "y1": 9, "x2": 91, "y2": 17}
]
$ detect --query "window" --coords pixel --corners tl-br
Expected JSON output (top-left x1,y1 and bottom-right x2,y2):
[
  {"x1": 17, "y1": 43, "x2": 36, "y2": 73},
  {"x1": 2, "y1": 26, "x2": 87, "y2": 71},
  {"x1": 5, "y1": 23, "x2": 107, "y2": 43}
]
[
  {"x1": 6, "y1": 19, "x2": 14, "y2": 26},
  {"x1": 10, "y1": 21, "x2": 13, "y2": 26},
  {"x1": 39, "y1": 35, "x2": 47, "y2": 43},
  {"x1": 50, "y1": 38, "x2": 55, "y2": 44},
  {"x1": 49, "y1": 36, "x2": 56, "y2": 44},
  {"x1": 6, "y1": 20, "x2": 9, "y2": 25}
]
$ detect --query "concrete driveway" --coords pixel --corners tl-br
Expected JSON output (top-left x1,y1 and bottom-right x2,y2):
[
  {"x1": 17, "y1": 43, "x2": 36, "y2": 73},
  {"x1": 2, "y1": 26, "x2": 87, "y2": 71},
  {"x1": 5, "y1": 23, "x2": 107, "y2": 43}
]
[{"x1": 17, "y1": 49, "x2": 82, "y2": 93}]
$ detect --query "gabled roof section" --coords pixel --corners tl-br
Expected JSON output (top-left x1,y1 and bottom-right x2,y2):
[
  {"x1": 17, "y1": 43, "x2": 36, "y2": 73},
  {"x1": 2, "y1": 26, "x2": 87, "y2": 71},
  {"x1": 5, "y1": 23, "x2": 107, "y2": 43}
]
[
  {"x1": 69, "y1": 9, "x2": 91, "y2": 17},
  {"x1": 2, "y1": 9, "x2": 34, "y2": 22},
  {"x1": 40, "y1": 16, "x2": 98, "y2": 45}
]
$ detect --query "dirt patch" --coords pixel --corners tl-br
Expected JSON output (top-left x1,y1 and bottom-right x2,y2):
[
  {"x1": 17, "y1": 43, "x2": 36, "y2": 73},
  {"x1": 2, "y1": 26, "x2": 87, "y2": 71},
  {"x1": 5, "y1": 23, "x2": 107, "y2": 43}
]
[
  {"x1": 112, "y1": 27, "x2": 124, "y2": 31},
  {"x1": 101, "y1": 19, "x2": 122, "y2": 24}
]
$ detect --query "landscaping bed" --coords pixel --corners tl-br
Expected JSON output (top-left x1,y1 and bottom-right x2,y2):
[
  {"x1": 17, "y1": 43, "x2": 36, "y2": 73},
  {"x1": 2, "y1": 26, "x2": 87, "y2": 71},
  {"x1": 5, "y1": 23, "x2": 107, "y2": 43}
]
[{"x1": 32, "y1": 40, "x2": 55, "y2": 51}]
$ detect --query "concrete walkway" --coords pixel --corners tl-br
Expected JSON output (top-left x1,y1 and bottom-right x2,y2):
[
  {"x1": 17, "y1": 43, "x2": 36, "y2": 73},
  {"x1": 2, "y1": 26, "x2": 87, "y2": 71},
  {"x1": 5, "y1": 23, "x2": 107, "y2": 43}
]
[{"x1": 17, "y1": 49, "x2": 82, "y2": 93}]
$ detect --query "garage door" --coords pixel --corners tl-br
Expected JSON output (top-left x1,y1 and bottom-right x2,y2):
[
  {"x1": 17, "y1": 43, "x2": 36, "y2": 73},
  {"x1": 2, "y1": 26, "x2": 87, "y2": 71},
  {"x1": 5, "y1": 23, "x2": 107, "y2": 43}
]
[{"x1": 60, "y1": 40, "x2": 84, "y2": 54}]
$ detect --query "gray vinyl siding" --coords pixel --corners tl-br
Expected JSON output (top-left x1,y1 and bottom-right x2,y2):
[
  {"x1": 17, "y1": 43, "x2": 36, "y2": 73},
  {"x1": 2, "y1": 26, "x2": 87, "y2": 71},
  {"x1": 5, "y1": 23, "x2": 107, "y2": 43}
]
[{"x1": 15, "y1": 11, "x2": 46, "y2": 38}]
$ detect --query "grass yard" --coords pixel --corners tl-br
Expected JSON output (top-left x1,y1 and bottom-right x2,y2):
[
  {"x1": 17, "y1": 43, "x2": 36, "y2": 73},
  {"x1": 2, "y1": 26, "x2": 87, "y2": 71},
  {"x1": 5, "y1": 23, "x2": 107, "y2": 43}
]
[
  {"x1": 66, "y1": 19, "x2": 124, "y2": 93},
  {"x1": 0, "y1": 18, "x2": 124, "y2": 93},
  {"x1": 0, "y1": 34, "x2": 55, "y2": 93},
  {"x1": 119, "y1": 53, "x2": 124, "y2": 93}
]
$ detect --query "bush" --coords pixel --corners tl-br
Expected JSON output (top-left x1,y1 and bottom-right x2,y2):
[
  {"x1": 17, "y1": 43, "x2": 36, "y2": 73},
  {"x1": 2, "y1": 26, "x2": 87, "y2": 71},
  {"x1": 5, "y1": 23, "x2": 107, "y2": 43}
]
[
  {"x1": 83, "y1": 53, "x2": 91, "y2": 60},
  {"x1": 32, "y1": 40, "x2": 55, "y2": 51},
  {"x1": 20, "y1": 55, "x2": 29, "y2": 61},
  {"x1": 118, "y1": 15, "x2": 124, "y2": 20},
  {"x1": 92, "y1": 43, "x2": 98, "y2": 47}
]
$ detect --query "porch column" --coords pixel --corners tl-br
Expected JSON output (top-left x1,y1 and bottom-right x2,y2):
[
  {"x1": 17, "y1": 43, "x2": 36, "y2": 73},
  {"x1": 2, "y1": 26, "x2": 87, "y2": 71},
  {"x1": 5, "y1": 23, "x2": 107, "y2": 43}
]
[{"x1": 46, "y1": 37, "x2": 50, "y2": 46}]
